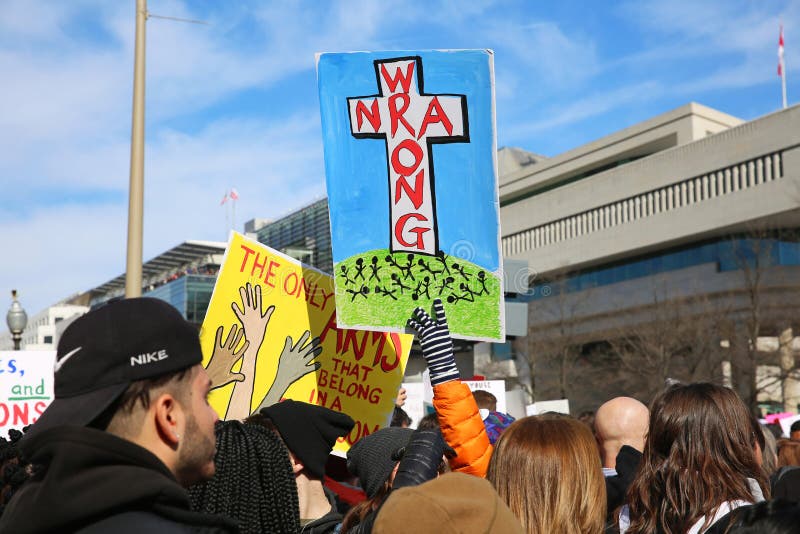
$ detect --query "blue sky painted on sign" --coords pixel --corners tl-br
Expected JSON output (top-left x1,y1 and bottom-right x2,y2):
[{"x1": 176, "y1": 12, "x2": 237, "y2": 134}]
[
  {"x1": 318, "y1": 50, "x2": 500, "y2": 271},
  {"x1": 1, "y1": 0, "x2": 798, "y2": 316}
]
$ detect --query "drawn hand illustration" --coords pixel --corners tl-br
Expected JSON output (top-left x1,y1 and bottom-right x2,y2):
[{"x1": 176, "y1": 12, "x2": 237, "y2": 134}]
[
  {"x1": 226, "y1": 282, "x2": 276, "y2": 421},
  {"x1": 257, "y1": 330, "x2": 322, "y2": 411},
  {"x1": 231, "y1": 282, "x2": 274, "y2": 350},
  {"x1": 206, "y1": 324, "x2": 249, "y2": 390}
]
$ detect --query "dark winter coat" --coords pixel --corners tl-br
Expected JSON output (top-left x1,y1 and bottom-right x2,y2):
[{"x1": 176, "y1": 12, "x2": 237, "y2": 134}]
[{"x1": 0, "y1": 426, "x2": 238, "y2": 534}]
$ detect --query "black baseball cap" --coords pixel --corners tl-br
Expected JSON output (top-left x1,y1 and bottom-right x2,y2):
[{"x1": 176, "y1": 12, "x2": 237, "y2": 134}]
[{"x1": 26, "y1": 297, "x2": 203, "y2": 440}]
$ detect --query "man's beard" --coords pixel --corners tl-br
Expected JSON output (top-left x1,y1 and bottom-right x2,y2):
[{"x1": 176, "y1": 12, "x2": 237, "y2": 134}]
[{"x1": 174, "y1": 413, "x2": 216, "y2": 487}]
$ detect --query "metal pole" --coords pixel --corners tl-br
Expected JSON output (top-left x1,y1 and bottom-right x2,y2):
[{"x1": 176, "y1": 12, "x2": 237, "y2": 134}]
[
  {"x1": 125, "y1": 0, "x2": 147, "y2": 298},
  {"x1": 782, "y1": 60, "x2": 788, "y2": 110}
]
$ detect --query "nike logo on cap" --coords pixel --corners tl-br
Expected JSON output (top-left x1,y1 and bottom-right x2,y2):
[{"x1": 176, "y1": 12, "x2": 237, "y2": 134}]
[{"x1": 54, "y1": 346, "x2": 82, "y2": 373}]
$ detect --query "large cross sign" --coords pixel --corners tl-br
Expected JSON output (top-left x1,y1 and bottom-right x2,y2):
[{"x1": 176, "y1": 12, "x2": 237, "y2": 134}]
[{"x1": 348, "y1": 56, "x2": 469, "y2": 256}]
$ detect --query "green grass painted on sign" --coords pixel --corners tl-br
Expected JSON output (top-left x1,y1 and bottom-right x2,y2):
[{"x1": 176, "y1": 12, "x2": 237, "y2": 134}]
[{"x1": 335, "y1": 249, "x2": 501, "y2": 339}]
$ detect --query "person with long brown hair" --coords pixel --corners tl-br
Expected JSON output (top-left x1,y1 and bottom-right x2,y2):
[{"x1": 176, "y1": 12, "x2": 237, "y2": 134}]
[
  {"x1": 486, "y1": 413, "x2": 606, "y2": 534},
  {"x1": 776, "y1": 439, "x2": 800, "y2": 467},
  {"x1": 621, "y1": 383, "x2": 768, "y2": 534}
]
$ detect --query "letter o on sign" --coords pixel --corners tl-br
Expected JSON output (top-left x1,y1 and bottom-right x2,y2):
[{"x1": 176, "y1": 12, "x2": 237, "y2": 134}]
[{"x1": 390, "y1": 139, "x2": 423, "y2": 176}]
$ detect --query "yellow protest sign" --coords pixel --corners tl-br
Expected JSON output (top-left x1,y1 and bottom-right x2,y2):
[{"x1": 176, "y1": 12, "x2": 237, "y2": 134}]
[{"x1": 201, "y1": 231, "x2": 411, "y2": 453}]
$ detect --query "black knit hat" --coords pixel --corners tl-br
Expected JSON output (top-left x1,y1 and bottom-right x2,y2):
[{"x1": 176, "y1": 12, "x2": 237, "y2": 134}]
[
  {"x1": 26, "y1": 298, "x2": 202, "y2": 441},
  {"x1": 259, "y1": 400, "x2": 355, "y2": 479},
  {"x1": 347, "y1": 427, "x2": 413, "y2": 498}
]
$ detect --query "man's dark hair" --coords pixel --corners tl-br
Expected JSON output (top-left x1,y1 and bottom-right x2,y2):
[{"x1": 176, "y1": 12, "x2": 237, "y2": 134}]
[
  {"x1": 472, "y1": 390, "x2": 497, "y2": 411},
  {"x1": 417, "y1": 412, "x2": 440, "y2": 431},
  {"x1": 790, "y1": 420, "x2": 800, "y2": 434},
  {"x1": 391, "y1": 406, "x2": 412, "y2": 428},
  {"x1": 91, "y1": 368, "x2": 192, "y2": 432}
]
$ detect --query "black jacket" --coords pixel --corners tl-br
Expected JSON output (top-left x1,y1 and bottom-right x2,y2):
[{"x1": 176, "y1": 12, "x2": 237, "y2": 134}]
[
  {"x1": 0, "y1": 426, "x2": 238, "y2": 534},
  {"x1": 606, "y1": 446, "x2": 642, "y2": 518}
]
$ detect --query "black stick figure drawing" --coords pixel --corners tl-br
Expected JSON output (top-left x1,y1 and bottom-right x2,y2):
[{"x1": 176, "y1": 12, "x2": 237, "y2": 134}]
[
  {"x1": 412, "y1": 276, "x2": 431, "y2": 301},
  {"x1": 385, "y1": 255, "x2": 403, "y2": 270},
  {"x1": 436, "y1": 276, "x2": 454, "y2": 295},
  {"x1": 368, "y1": 256, "x2": 382, "y2": 282},
  {"x1": 402, "y1": 254, "x2": 416, "y2": 281},
  {"x1": 353, "y1": 258, "x2": 366, "y2": 281},
  {"x1": 339, "y1": 265, "x2": 354, "y2": 286},
  {"x1": 446, "y1": 293, "x2": 466, "y2": 304},
  {"x1": 346, "y1": 285, "x2": 370, "y2": 301},
  {"x1": 459, "y1": 282, "x2": 478, "y2": 301},
  {"x1": 447, "y1": 290, "x2": 474, "y2": 304},
  {"x1": 452, "y1": 262, "x2": 471, "y2": 281},
  {"x1": 391, "y1": 273, "x2": 412, "y2": 294},
  {"x1": 435, "y1": 250, "x2": 451, "y2": 275},
  {"x1": 418, "y1": 258, "x2": 442, "y2": 278},
  {"x1": 375, "y1": 285, "x2": 398, "y2": 300},
  {"x1": 477, "y1": 271, "x2": 490, "y2": 296}
]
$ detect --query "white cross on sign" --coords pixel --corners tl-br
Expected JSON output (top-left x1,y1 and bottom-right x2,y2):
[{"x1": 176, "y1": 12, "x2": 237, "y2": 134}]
[{"x1": 348, "y1": 56, "x2": 469, "y2": 256}]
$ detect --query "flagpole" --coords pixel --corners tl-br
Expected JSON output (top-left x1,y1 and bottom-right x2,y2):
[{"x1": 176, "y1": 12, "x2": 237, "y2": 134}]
[
  {"x1": 125, "y1": 0, "x2": 147, "y2": 298},
  {"x1": 782, "y1": 58, "x2": 788, "y2": 110},
  {"x1": 780, "y1": 23, "x2": 788, "y2": 109},
  {"x1": 222, "y1": 191, "x2": 229, "y2": 239}
]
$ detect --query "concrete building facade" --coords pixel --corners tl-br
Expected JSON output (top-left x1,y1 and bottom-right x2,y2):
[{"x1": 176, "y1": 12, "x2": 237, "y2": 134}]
[{"x1": 499, "y1": 103, "x2": 800, "y2": 413}]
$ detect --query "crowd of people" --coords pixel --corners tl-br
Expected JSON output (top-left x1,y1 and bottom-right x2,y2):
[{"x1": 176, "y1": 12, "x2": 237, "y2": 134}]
[{"x1": 1, "y1": 297, "x2": 800, "y2": 533}]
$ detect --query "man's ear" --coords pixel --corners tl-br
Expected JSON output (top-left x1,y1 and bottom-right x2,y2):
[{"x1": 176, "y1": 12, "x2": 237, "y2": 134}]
[
  {"x1": 288, "y1": 451, "x2": 304, "y2": 475},
  {"x1": 153, "y1": 392, "x2": 183, "y2": 449}
]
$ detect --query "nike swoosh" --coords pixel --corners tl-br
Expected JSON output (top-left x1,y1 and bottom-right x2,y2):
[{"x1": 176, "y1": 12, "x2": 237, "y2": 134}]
[{"x1": 54, "y1": 346, "x2": 82, "y2": 373}]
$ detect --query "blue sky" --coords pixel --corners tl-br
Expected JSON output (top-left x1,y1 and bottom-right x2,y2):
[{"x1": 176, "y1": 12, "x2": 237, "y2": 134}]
[{"x1": 1, "y1": 0, "x2": 798, "y2": 318}]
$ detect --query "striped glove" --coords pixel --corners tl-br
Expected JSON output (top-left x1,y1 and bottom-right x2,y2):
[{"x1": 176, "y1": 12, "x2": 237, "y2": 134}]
[{"x1": 407, "y1": 299, "x2": 459, "y2": 385}]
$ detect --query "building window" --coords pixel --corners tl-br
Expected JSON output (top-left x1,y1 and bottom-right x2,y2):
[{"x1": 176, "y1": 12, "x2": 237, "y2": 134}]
[{"x1": 44, "y1": 336, "x2": 53, "y2": 344}]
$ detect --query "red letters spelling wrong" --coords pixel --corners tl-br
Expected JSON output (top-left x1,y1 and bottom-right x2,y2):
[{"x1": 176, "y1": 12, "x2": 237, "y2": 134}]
[{"x1": 347, "y1": 56, "x2": 469, "y2": 256}]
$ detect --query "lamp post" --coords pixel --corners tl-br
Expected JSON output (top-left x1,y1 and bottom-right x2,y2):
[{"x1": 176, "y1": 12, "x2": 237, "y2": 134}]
[{"x1": 6, "y1": 290, "x2": 28, "y2": 351}]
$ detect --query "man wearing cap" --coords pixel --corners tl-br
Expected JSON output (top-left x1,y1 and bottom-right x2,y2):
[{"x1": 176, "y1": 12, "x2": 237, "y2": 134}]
[
  {"x1": 257, "y1": 399, "x2": 355, "y2": 534},
  {"x1": 0, "y1": 298, "x2": 236, "y2": 533}
]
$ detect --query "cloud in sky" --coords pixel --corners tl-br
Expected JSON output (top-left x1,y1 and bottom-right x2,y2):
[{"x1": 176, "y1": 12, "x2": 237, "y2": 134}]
[{"x1": 1, "y1": 0, "x2": 797, "y2": 318}]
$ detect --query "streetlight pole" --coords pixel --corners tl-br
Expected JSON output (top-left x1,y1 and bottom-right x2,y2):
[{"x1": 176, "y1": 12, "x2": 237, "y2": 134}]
[
  {"x1": 6, "y1": 290, "x2": 28, "y2": 351},
  {"x1": 125, "y1": 0, "x2": 147, "y2": 298}
]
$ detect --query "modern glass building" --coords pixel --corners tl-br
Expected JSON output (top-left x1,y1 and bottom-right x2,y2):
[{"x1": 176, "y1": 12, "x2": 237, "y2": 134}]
[
  {"x1": 253, "y1": 198, "x2": 333, "y2": 274},
  {"x1": 84, "y1": 240, "x2": 226, "y2": 325},
  {"x1": 528, "y1": 233, "x2": 800, "y2": 301},
  {"x1": 143, "y1": 274, "x2": 217, "y2": 323}
]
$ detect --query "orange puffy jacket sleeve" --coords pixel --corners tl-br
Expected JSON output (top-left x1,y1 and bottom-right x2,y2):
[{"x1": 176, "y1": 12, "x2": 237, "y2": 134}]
[{"x1": 433, "y1": 381, "x2": 493, "y2": 477}]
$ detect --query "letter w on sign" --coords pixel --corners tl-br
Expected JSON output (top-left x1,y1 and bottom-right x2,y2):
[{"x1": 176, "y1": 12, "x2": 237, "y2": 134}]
[{"x1": 347, "y1": 56, "x2": 469, "y2": 256}]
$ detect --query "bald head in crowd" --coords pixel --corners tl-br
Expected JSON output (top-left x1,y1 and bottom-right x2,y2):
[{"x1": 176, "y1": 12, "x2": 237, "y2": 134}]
[{"x1": 594, "y1": 397, "x2": 649, "y2": 469}]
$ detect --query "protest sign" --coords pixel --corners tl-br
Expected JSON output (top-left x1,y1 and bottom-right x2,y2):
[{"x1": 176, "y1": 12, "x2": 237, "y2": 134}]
[
  {"x1": 526, "y1": 399, "x2": 571, "y2": 416},
  {"x1": 464, "y1": 379, "x2": 508, "y2": 414},
  {"x1": 400, "y1": 382, "x2": 425, "y2": 428},
  {"x1": 201, "y1": 232, "x2": 412, "y2": 453},
  {"x1": 779, "y1": 413, "x2": 800, "y2": 438},
  {"x1": 317, "y1": 49, "x2": 504, "y2": 342},
  {"x1": 0, "y1": 351, "x2": 55, "y2": 433}
]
